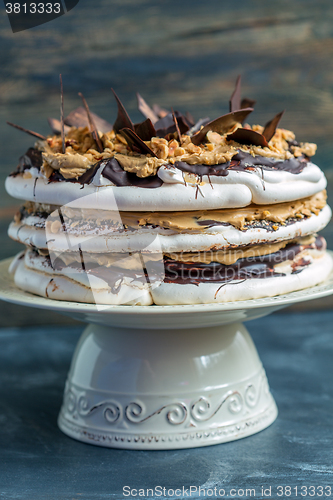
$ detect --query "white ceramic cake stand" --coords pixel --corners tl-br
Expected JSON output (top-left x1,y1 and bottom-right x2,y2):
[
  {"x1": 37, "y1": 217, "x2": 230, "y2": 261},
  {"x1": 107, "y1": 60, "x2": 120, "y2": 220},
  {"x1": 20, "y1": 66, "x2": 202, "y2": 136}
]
[{"x1": 0, "y1": 256, "x2": 333, "y2": 450}]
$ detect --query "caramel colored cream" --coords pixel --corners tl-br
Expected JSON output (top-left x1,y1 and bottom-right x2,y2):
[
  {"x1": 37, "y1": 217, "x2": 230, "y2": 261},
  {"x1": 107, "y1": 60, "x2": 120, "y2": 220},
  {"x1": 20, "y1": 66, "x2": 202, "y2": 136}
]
[
  {"x1": 119, "y1": 191, "x2": 326, "y2": 232},
  {"x1": 25, "y1": 190, "x2": 326, "y2": 234},
  {"x1": 165, "y1": 235, "x2": 316, "y2": 265}
]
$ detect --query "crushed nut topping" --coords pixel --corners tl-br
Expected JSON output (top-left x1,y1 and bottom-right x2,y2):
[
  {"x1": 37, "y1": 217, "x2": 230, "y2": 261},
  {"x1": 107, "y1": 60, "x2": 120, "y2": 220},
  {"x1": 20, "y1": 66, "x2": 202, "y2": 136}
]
[{"x1": 34, "y1": 116, "x2": 317, "y2": 180}]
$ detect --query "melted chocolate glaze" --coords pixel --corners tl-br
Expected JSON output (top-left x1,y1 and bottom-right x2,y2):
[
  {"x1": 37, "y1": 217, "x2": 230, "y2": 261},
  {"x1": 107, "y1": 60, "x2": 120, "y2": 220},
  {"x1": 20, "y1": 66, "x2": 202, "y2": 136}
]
[
  {"x1": 175, "y1": 151, "x2": 308, "y2": 177},
  {"x1": 11, "y1": 145, "x2": 308, "y2": 188},
  {"x1": 49, "y1": 254, "x2": 149, "y2": 294},
  {"x1": 11, "y1": 148, "x2": 43, "y2": 175},
  {"x1": 101, "y1": 157, "x2": 163, "y2": 188},
  {"x1": 37, "y1": 236, "x2": 323, "y2": 292},
  {"x1": 163, "y1": 236, "x2": 323, "y2": 285}
]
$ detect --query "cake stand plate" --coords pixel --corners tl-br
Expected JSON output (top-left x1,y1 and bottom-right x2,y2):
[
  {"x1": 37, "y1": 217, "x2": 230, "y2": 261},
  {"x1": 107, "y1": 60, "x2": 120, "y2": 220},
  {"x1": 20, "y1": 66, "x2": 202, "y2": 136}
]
[{"x1": 1, "y1": 256, "x2": 333, "y2": 450}]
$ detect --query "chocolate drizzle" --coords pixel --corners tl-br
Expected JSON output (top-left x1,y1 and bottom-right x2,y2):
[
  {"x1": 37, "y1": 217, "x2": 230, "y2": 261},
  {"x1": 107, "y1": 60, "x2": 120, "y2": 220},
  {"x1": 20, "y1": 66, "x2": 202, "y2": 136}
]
[
  {"x1": 101, "y1": 157, "x2": 162, "y2": 188},
  {"x1": 175, "y1": 161, "x2": 229, "y2": 177},
  {"x1": 175, "y1": 150, "x2": 308, "y2": 177},
  {"x1": 164, "y1": 237, "x2": 322, "y2": 285}
]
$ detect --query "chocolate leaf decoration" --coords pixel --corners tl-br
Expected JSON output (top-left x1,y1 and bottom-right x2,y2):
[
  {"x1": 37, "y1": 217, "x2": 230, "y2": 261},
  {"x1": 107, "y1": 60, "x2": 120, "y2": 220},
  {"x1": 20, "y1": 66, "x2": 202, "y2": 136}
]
[
  {"x1": 6, "y1": 122, "x2": 47, "y2": 141},
  {"x1": 134, "y1": 118, "x2": 157, "y2": 141},
  {"x1": 48, "y1": 118, "x2": 71, "y2": 135},
  {"x1": 241, "y1": 97, "x2": 256, "y2": 109},
  {"x1": 155, "y1": 111, "x2": 191, "y2": 138},
  {"x1": 112, "y1": 88, "x2": 134, "y2": 133},
  {"x1": 229, "y1": 75, "x2": 241, "y2": 112},
  {"x1": 59, "y1": 74, "x2": 65, "y2": 154},
  {"x1": 119, "y1": 128, "x2": 157, "y2": 157},
  {"x1": 152, "y1": 104, "x2": 169, "y2": 118},
  {"x1": 64, "y1": 107, "x2": 112, "y2": 133},
  {"x1": 101, "y1": 157, "x2": 163, "y2": 188},
  {"x1": 226, "y1": 128, "x2": 269, "y2": 147},
  {"x1": 137, "y1": 93, "x2": 159, "y2": 124},
  {"x1": 78, "y1": 92, "x2": 103, "y2": 153},
  {"x1": 172, "y1": 109, "x2": 182, "y2": 143},
  {"x1": 77, "y1": 162, "x2": 101, "y2": 184},
  {"x1": 185, "y1": 111, "x2": 195, "y2": 127},
  {"x1": 262, "y1": 110, "x2": 284, "y2": 142},
  {"x1": 191, "y1": 108, "x2": 253, "y2": 145},
  {"x1": 188, "y1": 117, "x2": 211, "y2": 136}
]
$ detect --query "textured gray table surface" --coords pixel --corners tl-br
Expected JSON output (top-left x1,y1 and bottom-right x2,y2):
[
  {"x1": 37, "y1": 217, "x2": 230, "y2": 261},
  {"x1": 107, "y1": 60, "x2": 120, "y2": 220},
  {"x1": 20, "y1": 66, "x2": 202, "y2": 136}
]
[{"x1": 0, "y1": 311, "x2": 332, "y2": 500}]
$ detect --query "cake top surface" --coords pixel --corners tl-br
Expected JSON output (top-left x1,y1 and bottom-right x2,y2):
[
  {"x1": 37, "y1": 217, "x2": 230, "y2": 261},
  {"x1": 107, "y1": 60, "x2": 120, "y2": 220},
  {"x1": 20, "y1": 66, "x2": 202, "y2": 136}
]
[{"x1": 5, "y1": 76, "x2": 326, "y2": 211}]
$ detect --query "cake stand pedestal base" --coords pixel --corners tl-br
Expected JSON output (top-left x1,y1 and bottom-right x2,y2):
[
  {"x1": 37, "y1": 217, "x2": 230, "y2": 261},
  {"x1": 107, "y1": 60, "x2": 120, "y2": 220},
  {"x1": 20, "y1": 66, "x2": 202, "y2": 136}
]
[
  {"x1": 58, "y1": 322, "x2": 277, "y2": 450},
  {"x1": 2, "y1": 257, "x2": 333, "y2": 450}
]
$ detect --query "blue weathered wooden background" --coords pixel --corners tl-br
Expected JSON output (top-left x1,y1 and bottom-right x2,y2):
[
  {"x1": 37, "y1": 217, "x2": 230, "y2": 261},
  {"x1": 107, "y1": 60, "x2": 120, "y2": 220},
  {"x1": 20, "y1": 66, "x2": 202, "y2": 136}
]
[{"x1": 0, "y1": 0, "x2": 332, "y2": 322}]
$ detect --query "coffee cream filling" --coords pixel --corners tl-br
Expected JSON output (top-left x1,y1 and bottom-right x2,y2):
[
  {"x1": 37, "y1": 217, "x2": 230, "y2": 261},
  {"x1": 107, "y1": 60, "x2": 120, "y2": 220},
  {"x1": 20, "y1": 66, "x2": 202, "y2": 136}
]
[
  {"x1": 37, "y1": 234, "x2": 317, "y2": 270},
  {"x1": 18, "y1": 190, "x2": 326, "y2": 234}
]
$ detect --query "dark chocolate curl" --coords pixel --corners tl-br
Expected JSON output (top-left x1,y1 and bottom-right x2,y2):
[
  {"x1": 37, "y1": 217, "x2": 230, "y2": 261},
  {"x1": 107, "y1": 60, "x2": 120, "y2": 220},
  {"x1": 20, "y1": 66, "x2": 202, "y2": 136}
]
[
  {"x1": 191, "y1": 108, "x2": 254, "y2": 145},
  {"x1": 137, "y1": 93, "x2": 159, "y2": 124},
  {"x1": 134, "y1": 118, "x2": 157, "y2": 141},
  {"x1": 78, "y1": 92, "x2": 103, "y2": 153},
  {"x1": 6, "y1": 122, "x2": 47, "y2": 141},
  {"x1": 59, "y1": 74, "x2": 66, "y2": 154},
  {"x1": 112, "y1": 89, "x2": 134, "y2": 133},
  {"x1": 63, "y1": 107, "x2": 112, "y2": 133},
  {"x1": 120, "y1": 128, "x2": 157, "y2": 157},
  {"x1": 101, "y1": 157, "x2": 163, "y2": 188},
  {"x1": 241, "y1": 97, "x2": 256, "y2": 109},
  {"x1": 226, "y1": 128, "x2": 269, "y2": 148},
  {"x1": 229, "y1": 75, "x2": 241, "y2": 112},
  {"x1": 172, "y1": 108, "x2": 182, "y2": 143},
  {"x1": 262, "y1": 110, "x2": 285, "y2": 142}
]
